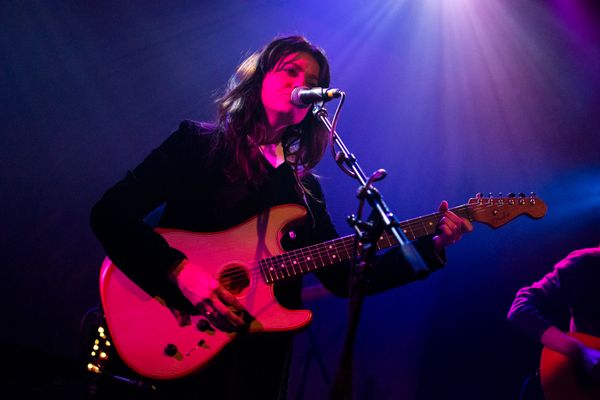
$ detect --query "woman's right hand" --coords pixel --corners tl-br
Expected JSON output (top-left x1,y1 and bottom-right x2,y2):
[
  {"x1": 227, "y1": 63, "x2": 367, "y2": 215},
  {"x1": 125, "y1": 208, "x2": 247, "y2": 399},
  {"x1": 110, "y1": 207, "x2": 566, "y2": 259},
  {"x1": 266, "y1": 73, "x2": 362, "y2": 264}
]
[{"x1": 170, "y1": 260, "x2": 246, "y2": 332}]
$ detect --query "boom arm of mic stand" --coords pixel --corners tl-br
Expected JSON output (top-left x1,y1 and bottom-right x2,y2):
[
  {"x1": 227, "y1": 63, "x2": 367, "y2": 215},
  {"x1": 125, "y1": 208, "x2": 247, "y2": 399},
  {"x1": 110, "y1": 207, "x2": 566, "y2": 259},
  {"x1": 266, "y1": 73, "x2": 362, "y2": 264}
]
[{"x1": 312, "y1": 104, "x2": 430, "y2": 276}]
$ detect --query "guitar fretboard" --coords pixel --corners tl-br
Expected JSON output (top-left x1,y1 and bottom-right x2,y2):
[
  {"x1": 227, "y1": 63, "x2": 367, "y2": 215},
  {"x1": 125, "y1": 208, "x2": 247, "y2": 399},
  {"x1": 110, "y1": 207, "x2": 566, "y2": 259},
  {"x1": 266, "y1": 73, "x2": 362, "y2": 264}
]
[{"x1": 259, "y1": 205, "x2": 472, "y2": 283}]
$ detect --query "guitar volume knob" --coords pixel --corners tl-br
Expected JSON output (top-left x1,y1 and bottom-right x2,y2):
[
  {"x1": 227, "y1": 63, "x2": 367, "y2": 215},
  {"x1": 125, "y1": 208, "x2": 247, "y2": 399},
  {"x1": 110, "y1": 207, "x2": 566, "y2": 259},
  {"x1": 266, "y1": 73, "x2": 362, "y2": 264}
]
[
  {"x1": 196, "y1": 319, "x2": 213, "y2": 332},
  {"x1": 164, "y1": 343, "x2": 178, "y2": 357}
]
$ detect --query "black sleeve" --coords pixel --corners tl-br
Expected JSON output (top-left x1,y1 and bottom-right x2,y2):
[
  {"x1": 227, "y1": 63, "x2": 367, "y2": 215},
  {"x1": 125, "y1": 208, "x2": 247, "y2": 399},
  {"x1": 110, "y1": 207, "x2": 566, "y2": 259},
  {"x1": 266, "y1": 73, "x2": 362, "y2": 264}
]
[
  {"x1": 90, "y1": 121, "x2": 201, "y2": 296},
  {"x1": 303, "y1": 174, "x2": 447, "y2": 297},
  {"x1": 506, "y1": 269, "x2": 564, "y2": 341},
  {"x1": 506, "y1": 248, "x2": 599, "y2": 341}
]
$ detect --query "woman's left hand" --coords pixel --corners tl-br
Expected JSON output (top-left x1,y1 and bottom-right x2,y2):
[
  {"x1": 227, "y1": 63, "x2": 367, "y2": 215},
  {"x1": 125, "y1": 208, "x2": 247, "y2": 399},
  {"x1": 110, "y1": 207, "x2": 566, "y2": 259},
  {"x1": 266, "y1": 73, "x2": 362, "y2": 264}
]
[{"x1": 433, "y1": 200, "x2": 474, "y2": 252}]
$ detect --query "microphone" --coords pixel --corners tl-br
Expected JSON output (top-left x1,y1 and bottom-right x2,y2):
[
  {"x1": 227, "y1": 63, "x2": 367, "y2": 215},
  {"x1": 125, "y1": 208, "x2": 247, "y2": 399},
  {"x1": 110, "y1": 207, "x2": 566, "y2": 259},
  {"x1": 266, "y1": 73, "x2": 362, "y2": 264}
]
[{"x1": 291, "y1": 86, "x2": 343, "y2": 108}]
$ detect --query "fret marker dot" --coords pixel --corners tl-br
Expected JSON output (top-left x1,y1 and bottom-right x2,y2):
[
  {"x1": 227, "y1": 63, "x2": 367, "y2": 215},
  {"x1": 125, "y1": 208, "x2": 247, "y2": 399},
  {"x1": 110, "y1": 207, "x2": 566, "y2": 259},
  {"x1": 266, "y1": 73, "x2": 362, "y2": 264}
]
[
  {"x1": 281, "y1": 264, "x2": 285, "y2": 267},
  {"x1": 332, "y1": 254, "x2": 337, "y2": 258},
  {"x1": 269, "y1": 267, "x2": 274, "y2": 271},
  {"x1": 307, "y1": 257, "x2": 311, "y2": 260},
  {"x1": 429, "y1": 222, "x2": 433, "y2": 226},
  {"x1": 293, "y1": 261, "x2": 297, "y2": 264}
]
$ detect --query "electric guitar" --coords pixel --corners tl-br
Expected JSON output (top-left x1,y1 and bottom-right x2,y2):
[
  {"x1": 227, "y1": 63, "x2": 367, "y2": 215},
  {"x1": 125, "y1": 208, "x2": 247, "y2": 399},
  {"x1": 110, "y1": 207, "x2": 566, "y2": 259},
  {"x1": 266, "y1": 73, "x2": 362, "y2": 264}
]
[
  {"x1": 99, "y1": 194, "x2": 546, "y2": 380},
  {"x1": 541, "y1": 332, "x2": 600, "y2": 400}
]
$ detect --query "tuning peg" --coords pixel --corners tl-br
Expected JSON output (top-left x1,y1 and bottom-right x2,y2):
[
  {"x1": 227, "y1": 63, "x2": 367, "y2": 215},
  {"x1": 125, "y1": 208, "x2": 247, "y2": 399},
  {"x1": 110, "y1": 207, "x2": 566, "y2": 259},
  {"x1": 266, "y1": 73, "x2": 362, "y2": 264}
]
[
  {"x1": 518, "y1": 192, "x2": 525, "y2": 197},
  {"x1": 476, "y1": 192, "x2": 482, "y2": 199},
  {"x1": 507, "y1": 193, "x2": 516, "y2": 204},
  {"x1": 530, "y1": 192, "x2": 536, "y2": 197},
  {"x1": 498, "y1": 192, "x2": 503, "y2": 198},
  {"x1": 488, "y1": 192, "x2": 494, "y2": 198}
]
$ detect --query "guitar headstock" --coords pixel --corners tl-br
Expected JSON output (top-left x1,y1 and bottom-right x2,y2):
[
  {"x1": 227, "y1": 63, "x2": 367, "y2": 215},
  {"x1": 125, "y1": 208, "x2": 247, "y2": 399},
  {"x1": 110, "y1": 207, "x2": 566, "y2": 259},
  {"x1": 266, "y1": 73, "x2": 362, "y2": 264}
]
[{"x1": 467, "y1": 192, "x2": 547, "y2": 229}]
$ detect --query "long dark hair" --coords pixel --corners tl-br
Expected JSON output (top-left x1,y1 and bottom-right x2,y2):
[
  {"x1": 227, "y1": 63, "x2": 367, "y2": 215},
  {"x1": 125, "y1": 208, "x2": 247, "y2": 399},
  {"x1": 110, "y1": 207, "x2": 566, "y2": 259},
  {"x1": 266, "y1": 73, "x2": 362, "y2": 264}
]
[{"x1": 211, "y1": 35, "x2": 331, "y2": 184}]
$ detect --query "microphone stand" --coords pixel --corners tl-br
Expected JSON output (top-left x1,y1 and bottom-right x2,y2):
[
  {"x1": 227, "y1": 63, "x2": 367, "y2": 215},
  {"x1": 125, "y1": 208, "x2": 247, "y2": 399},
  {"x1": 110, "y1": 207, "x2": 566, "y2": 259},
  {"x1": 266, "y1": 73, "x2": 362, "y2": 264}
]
[{"x1": 312, "y1": 99, "x2": 430, "y2": 400}]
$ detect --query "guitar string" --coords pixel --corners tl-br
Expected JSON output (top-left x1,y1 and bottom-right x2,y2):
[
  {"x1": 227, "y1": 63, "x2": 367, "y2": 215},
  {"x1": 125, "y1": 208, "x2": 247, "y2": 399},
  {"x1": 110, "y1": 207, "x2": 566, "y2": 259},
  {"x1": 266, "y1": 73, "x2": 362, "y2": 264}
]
[
  {"x1": 210, "y1": 206, "x2": 466, "y2": 283},
  {"x1": 206, "y1": 199, "x2": 537, "y2": 282},
  {"x1": 211, "y1": 202, "x2": 539, "y2": 284},
  {"x1": 196, "y1": 201, "x2": 540, "y2": 285}
]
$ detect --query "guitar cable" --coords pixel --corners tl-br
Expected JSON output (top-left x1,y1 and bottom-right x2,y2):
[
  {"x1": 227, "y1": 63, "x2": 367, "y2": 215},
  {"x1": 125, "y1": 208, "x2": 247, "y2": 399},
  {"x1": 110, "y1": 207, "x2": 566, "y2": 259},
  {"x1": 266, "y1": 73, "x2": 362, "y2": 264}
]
[{"x1": 518, "y1": 369, "x2": 542, "y2": 400}]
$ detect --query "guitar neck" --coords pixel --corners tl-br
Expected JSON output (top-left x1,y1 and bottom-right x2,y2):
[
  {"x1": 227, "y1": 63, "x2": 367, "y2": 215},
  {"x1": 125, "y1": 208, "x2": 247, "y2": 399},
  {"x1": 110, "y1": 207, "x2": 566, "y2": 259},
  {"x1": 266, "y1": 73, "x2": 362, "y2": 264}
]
[{"x1": 259, "y1": 205, "x2": 471, "y2": 284}]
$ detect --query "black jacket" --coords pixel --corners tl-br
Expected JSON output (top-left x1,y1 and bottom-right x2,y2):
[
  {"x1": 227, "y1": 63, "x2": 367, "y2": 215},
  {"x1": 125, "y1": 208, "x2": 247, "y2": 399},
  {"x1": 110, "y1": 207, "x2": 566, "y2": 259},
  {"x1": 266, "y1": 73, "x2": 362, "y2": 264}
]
[{"x1": 90, "y1": 120, "x2": 445, "y2": 398}]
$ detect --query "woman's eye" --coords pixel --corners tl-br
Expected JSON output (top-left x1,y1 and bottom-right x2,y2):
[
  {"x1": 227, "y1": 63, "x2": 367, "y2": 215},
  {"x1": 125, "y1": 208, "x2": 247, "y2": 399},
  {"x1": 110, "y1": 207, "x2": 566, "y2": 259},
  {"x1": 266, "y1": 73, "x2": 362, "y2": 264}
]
[{"x1": 283, "y1": 67, "x2": 298, "y2": 76}]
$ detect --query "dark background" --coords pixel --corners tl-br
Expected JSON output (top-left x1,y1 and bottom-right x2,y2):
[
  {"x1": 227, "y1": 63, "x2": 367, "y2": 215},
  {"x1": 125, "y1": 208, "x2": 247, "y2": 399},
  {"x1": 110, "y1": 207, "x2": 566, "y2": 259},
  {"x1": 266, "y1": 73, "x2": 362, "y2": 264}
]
[{"x1": 2, "y1": 1, "x2": 599, "y2": 398}]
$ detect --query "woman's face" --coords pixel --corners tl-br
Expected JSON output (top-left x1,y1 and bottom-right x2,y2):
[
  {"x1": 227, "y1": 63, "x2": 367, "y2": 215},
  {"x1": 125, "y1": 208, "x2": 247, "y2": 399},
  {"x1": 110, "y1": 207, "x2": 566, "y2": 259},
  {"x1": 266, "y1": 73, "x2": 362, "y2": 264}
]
[{"x1": 261, "y1": 51, "x2": 320, "y2": 133}]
